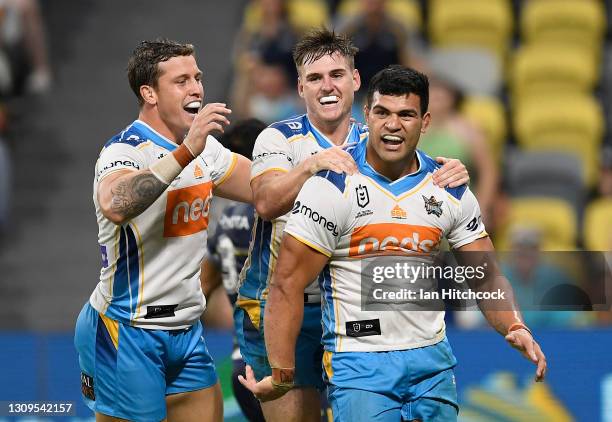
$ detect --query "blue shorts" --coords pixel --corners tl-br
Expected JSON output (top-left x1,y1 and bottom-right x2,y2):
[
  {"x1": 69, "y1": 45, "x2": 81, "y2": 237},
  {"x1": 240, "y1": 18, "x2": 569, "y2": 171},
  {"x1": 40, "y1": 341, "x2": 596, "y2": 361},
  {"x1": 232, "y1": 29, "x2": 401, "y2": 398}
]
[
  {"x1": 74, "y1": 303, "x2": 217, "y2": 421},
  {"x1": 324, "y1": 339, "x2": 458, "y2": 422},
  {"x1": 235, "y1": 299, "x2": 323, "y2": 389}
]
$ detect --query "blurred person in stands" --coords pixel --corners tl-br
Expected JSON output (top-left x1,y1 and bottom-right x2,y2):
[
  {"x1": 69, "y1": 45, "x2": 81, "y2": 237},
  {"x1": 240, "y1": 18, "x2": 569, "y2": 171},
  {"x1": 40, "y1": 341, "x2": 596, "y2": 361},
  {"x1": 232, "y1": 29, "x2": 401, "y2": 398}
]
[
  {"x1": 234, "y1": 29, "x2": 470, "y2": 422},
  {"x1": 74, "y1": 39, "x2": 253, "y2": 422},
  {"x1": 337, "y1": 0, "x2": 420, "y2": 100},
  {"x1": 230, "y1": 0, "x2": 298, "y2": 119},
  {"x1": 0, "y1": 0, "x2": 51, "y2": 94},
  {"x1": 201, "y1": 118, "x2": 267, "y2": 422},
  {"x1": 502, "y1": 227, "x2": 588, "y2": 328},
  {"x1": 230, "y1": 54, "x2": 303, "y2": 124},
  {"x1": 419, "y1": 77, "x2": 498, "y2": 227},
  {"x1": 599, "y1": 145, "x2": 612, "y2": 197}
]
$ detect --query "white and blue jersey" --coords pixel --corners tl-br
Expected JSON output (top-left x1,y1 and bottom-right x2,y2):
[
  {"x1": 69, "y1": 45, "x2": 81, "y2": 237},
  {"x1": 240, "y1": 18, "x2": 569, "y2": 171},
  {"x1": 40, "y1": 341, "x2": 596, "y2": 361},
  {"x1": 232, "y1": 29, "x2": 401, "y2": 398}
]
[
  {"x1": 238, "y1": 114, "x2": 368, "y2": 302},
  {"x1": 90, "y1": 120, "x2": 237, "y2": 329},
  {"x1": 284, "y1": 139, "x2": 488, "y2": 353}
]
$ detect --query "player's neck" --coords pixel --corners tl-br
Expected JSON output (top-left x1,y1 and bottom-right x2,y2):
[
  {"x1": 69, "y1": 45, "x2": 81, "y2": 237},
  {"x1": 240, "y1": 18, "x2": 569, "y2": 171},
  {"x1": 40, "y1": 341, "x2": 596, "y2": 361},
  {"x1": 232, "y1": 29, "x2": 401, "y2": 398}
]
[
  {"x1": 138, "y1": 109, "x2": 183, "y2": 145},
  {"x1": 366, "y1": 148, "x2": 419, "y2": 181},
  {"x1": 308, "y1": 115, "x2": 351, "y2": 146}
]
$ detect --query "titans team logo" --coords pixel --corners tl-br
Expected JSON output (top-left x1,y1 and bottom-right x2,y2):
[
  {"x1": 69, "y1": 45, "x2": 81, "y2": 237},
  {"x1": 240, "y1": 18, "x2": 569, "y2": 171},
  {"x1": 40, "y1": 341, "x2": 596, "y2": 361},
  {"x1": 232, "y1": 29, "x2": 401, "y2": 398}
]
[{"x1": 422, "y1": 195, "x2": 443, "y2": 217}]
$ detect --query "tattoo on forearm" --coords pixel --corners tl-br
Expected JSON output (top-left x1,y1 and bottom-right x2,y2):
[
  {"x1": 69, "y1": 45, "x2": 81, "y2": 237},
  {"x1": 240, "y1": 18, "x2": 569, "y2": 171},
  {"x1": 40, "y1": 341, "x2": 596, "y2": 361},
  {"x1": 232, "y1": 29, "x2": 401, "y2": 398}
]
[{"x1": 110, "y1": 172, "x2": 167, "y2": 219}]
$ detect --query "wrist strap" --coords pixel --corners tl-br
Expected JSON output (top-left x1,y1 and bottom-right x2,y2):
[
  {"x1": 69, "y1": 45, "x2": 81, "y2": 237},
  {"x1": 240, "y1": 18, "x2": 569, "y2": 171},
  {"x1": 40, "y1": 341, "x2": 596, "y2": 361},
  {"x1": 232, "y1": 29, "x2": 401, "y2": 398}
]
[
  {"x1": 508, "y1": 322, "x2": 532, "y2": 336},
  {"x1": 271, "y1": 367, "x2": 295, "y2": 388},
  {"x1": 149, "y1": 144, "x2": 195, "y2": 185},
  {"x1": 173, "y1": 143, "x2": 195, "y2": 167}
]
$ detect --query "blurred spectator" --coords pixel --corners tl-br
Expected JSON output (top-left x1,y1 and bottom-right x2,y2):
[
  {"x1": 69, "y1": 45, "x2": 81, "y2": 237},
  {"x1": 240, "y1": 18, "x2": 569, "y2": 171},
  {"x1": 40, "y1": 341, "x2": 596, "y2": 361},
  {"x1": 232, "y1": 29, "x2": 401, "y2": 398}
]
[
  {"x1": 599, "y1": 145, "x2": 612, "y2": 197},
  {"x1": 501, "y1": 227, "x2": 588, "y2": 328},
  {"x1": 230, "y1": 0, "x2": 300, "y2": 120},
  {"x1": 230, "y1": 55, "x2": 303, "y2": 124},
  {"x1": 337, "y1": 0, "x2": 419, "y2": 98},
  {"x1": 419, "y1": 77, "x2": 498, "y2": 227},
  {"x1": 0, "y1": 0, "x2": 51, "y2": 95}
]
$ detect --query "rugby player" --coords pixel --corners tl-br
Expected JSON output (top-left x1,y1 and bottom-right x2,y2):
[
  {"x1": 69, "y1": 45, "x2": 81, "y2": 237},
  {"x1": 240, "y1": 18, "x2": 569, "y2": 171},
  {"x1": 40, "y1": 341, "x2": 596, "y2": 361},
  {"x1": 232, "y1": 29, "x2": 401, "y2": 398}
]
[
  {"x1": 235, "y1": 29, "x2": 470, "y2": 422},
  {"x1": 241, "y1": 65, "x2": 547, "y2": 421},
  {"x1": 74, "y1": 39, "x2": 251, "y2": 422}
]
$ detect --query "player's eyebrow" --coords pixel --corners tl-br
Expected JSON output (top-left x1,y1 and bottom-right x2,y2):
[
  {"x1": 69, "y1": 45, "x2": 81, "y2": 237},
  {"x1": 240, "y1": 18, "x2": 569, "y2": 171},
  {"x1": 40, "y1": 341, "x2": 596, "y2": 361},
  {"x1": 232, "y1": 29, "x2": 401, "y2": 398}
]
[
  {"x1": 172, "y1": 71, "x2": 202, "y2": 81},
  {"x1": 304, "y1": 67, "x2": 346, "y2": 80}
]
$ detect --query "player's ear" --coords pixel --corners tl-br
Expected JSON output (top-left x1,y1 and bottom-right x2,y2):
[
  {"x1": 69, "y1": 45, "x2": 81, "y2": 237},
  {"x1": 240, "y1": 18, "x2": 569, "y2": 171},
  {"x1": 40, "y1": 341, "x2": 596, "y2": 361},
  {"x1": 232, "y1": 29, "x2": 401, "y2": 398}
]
[
  {"x1": 363, "y1": 103, "x2": 370, "y2": 124},
  {"x1": 421, "y1": 111, "x2": 431, "y2": 133},
  {"x1": 297, "y1": 76, "x2": 304, "y2": 98},
  {"x1": 140, "y1": 85, "x2": 157, "y2": 105},
  {"x1": 352, "y1": 68, "x2": 361, "y2": 92}
]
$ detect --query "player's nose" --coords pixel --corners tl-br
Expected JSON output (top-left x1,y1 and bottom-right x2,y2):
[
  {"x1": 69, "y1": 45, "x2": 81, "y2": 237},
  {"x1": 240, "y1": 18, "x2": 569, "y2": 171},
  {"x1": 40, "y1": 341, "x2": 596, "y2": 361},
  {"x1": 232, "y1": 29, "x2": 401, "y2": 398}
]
[
  {"x1": 187, "y1": 78, "x2": 202, "y2": 96},
  {"x1": 321, "y1": 75, "x2": 334, "y2": 92},
  {"x1": 385, "y1": 114, "x2": 401, "y2": 130}
]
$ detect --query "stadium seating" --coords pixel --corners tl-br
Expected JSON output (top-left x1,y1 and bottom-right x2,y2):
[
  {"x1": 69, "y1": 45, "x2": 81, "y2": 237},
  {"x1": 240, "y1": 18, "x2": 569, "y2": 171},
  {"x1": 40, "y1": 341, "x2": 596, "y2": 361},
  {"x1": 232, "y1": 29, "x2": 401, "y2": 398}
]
[
  {"x1": 497, "y1": 197, "x2": 577, "y2": 251},
  {"x1": 461, "y1": 95, "x2": 507, "y2": 163},
  {"x1": 583, "y1": 199, "x2": 612, "y2": 251},
  {"x1": 287, "y1": 0, "x2": 330, "y2": 32},
  {"x1": 336, "y1": 0, "x2": 422, "y2": 31},
  {"x1": 428, "y1": 48, "x2": 502, "y2": 96},
  {"x1": 505, "y1": 150, "x2": 585, "y2": 213},
  {"x1": 521, "y1": 0, "x2": 606, "y2": 55},
  {"x1": 242, "y1": 0, "x2": 330, "y2": 34},
  {"x1": 428, "y1": 0, "x2": 513, "y2": 58},
  {"x1": 512, "y1": 93, "x2": 603, "y2": 185},
  {"x1": 511, "y1": 44, "x2": 599, "y2": 99}
]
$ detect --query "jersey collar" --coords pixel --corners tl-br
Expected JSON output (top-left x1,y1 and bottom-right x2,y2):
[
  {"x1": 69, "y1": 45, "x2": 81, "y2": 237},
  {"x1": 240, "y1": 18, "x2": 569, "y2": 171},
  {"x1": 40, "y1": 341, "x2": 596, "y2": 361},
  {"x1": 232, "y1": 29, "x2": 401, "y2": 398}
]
[
  {"x1": 132, "y1": 120, "x2": 179, "y2": 151},
  {"x1": 304, "y1": 116, "x2": 360, "y2": 148}
]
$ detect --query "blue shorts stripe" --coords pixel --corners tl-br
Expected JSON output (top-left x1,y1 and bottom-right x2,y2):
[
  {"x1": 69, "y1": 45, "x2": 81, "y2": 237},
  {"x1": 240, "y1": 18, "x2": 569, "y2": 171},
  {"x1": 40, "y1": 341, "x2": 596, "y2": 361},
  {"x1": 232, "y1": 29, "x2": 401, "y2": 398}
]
[{"x1": 95, "y1": 316, "x2": 117, "y2": 370}]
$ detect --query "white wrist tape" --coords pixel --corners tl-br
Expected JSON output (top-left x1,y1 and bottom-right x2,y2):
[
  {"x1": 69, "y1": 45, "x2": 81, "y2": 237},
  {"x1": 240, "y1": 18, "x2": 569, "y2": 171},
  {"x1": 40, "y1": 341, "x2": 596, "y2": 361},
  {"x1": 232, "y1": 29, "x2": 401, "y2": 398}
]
[{"x1": 149, "y1": 153, "x2": 184, "y2": 185}]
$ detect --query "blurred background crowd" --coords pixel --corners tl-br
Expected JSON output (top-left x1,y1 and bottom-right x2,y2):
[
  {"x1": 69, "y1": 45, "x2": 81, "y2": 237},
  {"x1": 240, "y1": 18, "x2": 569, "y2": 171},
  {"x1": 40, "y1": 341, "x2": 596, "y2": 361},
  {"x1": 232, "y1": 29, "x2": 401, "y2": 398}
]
[
  {"x1": 0, "y1": 1, "x2": 610, "y2": 420},
  {"x1": 224, "y1": 0, "x2": 612, "y2": 329},
  {"x1": 0, "y1": 0, "x2": 609, "y2": 329}
]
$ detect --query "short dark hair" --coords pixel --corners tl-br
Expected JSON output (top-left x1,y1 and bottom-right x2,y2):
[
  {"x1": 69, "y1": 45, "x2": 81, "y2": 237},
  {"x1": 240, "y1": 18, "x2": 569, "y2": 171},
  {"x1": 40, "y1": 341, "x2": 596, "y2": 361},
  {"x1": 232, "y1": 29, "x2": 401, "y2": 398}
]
[
  {"x1": 219, "y1": 118, "x2": 267, "y2": 158},
  {"x1": 127, "y1": 39, "x2": 194, "y2": 106},
  {"x1": 293, "y1": 28, "x2": 358, "y2": 70},
  {"x1": 366, "y1": 65, "x2": 429, "y2": 115}
]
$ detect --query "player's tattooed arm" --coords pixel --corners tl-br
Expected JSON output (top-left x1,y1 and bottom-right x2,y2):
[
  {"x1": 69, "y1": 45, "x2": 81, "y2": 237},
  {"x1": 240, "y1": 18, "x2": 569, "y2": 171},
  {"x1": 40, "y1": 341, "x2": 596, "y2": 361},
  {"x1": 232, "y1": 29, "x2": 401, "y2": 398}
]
[
  {"x1": 110, "y1": 172, "x2": 166, "y2": 220},
  {"x1": 98, "y1": 170, "x2": 167, "y2": 224}
]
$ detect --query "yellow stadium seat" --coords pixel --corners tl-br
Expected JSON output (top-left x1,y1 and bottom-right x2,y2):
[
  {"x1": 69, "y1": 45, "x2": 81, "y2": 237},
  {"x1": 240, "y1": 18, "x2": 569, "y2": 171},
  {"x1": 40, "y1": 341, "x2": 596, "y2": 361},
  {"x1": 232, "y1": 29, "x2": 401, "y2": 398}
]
[
  {"x1": 511, "y1": 44, "x2": 598, "y2": 99},
  {"x1": 337, "y1": 0, "x2": 422, "y2": 32},
  {"x1": 428, "y1": 0, "x2": 513, "y2": 58},
  {"x1": 288, "y1": 0, "x2": 330, "y2": 32},
  {"x1": 497, "y1": 198, "x2": 577, "y2": 251},
  {"x1": 583, "y1": 199, "x2": 612, "y2": 251},
  {"x1": 461, "y1": 96, "x2": 507, "y2": 164},
  {"x1": 521, "y1": 0, "x2": 606, "y2": 52},
  {"x1": 513, "y1": 94, "x2": 603, "y2": 185},
  {"x1": 242, "y1": 0, "x2": 330, "y2": 34}
]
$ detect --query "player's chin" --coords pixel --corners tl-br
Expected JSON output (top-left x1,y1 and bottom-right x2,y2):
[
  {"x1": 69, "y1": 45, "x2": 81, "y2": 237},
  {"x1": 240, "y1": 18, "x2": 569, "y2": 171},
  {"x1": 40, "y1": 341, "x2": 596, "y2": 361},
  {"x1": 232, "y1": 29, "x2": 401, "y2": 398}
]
[{"x1": 183, "y1": 111, "x2": 197, "y2": 125}]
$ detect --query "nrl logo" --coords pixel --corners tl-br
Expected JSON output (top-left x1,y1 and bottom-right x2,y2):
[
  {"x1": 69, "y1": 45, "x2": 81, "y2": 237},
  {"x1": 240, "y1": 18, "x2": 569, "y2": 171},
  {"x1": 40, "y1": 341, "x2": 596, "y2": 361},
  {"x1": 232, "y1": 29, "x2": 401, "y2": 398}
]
[
  {"x1": 422, "y1": 195, "x2": 443, "y2": 217},
  {"x1": 355, "y1": 184, "x2": 370, "y2": 208}
]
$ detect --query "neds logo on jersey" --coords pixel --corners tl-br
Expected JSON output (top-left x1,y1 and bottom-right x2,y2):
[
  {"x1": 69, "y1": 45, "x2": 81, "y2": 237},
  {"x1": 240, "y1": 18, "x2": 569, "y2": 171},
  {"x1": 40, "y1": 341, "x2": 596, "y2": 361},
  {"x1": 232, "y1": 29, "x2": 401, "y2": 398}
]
[
  {"x1": 349, "y1": 223, "x2": 442, "y2": 257},
  {"x1": 164, "y1": 182, "x2": 213, "y2": 237}
]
